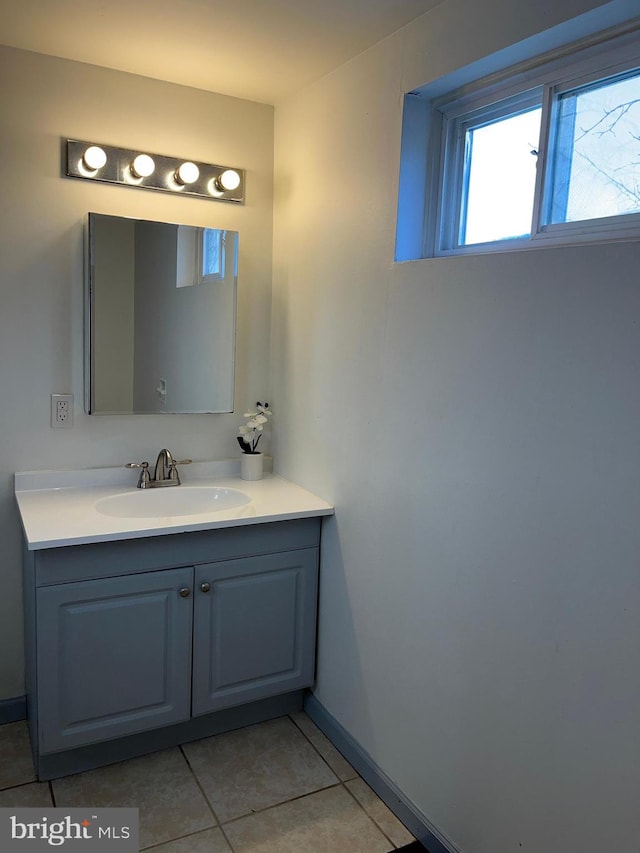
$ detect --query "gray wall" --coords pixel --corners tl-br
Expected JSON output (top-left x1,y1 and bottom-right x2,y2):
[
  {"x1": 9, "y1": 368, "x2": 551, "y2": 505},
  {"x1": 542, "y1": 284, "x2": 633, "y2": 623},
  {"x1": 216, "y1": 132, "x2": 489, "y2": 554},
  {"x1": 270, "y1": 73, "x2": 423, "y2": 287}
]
[
  {"x1": 0, "y1": 45, "x2": 273, "y2": 699},
  {"x1": 272, "y1": 0, "x2": 640, "y2": 851}
]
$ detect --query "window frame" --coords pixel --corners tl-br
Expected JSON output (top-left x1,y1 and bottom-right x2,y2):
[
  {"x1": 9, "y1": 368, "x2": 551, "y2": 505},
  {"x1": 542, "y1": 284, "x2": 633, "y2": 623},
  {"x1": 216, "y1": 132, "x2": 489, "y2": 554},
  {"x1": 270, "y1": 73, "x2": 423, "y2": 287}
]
[
  {"x1": 425, "y1": 23, "x2": 640, "y2": 257},
  {"x1": 436, "y1": 88, "x2": 544, "y2": 253}
]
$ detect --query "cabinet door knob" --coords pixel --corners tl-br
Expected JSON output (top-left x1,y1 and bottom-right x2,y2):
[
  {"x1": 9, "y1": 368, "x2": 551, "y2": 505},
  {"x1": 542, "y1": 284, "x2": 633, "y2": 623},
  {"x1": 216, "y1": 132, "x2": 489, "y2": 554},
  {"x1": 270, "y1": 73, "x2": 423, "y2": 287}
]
[
  {"x1": 200, "y1": 582, "x2": 211, "y2": 593},
  {"x1": 179, "y1": 587, "x2": 191, "y2": 598}
]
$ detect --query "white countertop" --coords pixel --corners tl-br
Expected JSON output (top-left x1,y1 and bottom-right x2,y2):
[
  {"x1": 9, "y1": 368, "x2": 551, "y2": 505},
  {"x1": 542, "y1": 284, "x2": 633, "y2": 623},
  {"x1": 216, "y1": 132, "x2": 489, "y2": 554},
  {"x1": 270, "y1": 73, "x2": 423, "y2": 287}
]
[{"x1": 15, "y1": 460, "x2": 334, "y2": 550}]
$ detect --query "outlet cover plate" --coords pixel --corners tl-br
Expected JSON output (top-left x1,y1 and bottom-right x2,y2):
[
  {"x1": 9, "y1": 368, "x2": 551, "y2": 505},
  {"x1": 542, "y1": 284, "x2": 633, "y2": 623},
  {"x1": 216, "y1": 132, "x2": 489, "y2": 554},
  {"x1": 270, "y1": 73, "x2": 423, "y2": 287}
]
[{"x1": 51, "y1": 394, "x2": 74, "y2": 428}]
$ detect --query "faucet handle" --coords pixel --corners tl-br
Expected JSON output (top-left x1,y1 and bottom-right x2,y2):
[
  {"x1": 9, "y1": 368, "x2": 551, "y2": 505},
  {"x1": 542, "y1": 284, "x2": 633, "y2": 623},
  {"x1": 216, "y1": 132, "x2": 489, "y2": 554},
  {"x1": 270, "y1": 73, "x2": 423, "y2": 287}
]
[
  {"x1": 126, "y1": 461, "x2": 150, "y2": 488},
  {"x1": 167, "y1": 458, "x2": 192, "y2": 483}
]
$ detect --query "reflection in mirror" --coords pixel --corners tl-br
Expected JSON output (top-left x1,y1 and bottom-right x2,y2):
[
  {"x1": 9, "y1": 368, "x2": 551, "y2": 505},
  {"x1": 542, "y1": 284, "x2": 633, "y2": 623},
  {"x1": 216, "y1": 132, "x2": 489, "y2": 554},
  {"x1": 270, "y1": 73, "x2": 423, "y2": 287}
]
[{"x1": 86, "y1": 213, "x2": 238, "y2": 414}]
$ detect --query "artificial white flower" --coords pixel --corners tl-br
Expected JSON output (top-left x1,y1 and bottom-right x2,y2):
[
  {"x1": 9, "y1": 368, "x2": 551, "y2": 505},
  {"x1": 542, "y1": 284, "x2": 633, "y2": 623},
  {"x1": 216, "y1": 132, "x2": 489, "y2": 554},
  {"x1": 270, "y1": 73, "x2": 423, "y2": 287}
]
[{"x1": 237, "y1": 402, "x2": 273, "y2": 453}]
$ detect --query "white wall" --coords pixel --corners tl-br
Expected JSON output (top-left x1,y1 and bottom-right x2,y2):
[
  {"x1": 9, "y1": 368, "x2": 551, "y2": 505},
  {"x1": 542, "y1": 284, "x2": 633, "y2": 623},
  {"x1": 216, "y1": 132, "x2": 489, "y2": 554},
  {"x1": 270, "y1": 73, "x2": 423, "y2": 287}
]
[
  {"x1": 0, "y1": 46, "x2": 273, "y2": 699},
  {"x1": 272, "y1": 1, "x2": 640, "y2": 851}
]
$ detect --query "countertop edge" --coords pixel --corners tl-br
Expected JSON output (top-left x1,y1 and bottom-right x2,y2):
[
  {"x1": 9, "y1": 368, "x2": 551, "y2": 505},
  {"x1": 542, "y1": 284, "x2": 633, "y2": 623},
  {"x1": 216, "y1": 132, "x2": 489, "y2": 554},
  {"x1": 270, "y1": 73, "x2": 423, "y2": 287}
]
[{"x1": 23, "y1": 507, "x2": 335, "y2": 551}]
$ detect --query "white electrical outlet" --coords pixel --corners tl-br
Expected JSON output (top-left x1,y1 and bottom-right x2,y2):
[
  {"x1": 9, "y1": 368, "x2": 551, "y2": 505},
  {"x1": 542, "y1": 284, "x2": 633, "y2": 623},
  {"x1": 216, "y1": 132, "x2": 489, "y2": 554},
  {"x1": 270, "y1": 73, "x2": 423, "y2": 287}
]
[{"x1": 51, "y1": 394, "x2": 74, "y2": 428}]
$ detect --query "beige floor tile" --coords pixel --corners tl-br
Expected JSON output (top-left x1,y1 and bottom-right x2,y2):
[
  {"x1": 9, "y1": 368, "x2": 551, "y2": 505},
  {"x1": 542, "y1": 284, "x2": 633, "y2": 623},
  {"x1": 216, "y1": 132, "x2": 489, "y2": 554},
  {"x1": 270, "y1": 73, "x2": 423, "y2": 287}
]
[
  {"x1": 183, "y1": 716, "x2": 338, "y2": 823},
  {"x1": 346, "y1": 778, "x2": 415, "y2": 848},
  {"x1": 0, "y1": 721, "x2": 36, "y2": 790},
  {"x1": 0, "y1": 782, "x2": 53, "y2": 808},
  {"x1": 290, "y1": 711, "x2": 358, "y2": 782},
  {"x1": 144, "y1": 827, "x2": 232, "y2": 852},
  {"x1": 224, "y1": 784, "x2": 394, "y2": 853},
  {"x1": 52, "y1": 748, "x2": 216, "y2": 849}
]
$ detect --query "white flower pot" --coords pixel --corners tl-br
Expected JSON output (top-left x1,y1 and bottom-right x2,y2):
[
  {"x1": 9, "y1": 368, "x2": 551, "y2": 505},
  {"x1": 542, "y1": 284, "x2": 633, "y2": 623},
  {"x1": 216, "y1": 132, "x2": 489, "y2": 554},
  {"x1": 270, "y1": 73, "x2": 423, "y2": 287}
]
[{"x1": 240, "y1": 452, "x2": 263, "y2": 481}]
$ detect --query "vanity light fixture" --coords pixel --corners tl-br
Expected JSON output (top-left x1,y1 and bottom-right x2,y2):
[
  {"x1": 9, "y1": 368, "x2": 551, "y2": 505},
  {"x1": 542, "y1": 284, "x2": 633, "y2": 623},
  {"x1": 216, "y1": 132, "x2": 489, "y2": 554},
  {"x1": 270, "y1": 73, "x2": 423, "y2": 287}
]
[
  {"x1": 82, "y1": 145, "x2": 107, "y2": 171},
  {"x1": 217, "y1": 169, "x2": 241, "y2": 191},
  {"x1": 131, "y1": 153, "x2": 155, "y2": 179},
  {"x1": 65, "y1": 139, "x2": 244, "y2": 203},
  {"x1": 175, "y1": 161, "x2": 199, "y2": 185}
]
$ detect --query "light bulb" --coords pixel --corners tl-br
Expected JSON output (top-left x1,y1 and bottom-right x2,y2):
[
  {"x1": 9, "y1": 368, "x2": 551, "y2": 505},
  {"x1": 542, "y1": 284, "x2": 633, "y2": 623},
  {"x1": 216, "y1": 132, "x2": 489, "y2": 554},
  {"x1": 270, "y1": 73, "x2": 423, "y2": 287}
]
[
  {"x1": 131, "y1": 154, "x2": 155, "y2": 178},
  {"x1": 176, "y1": 161, "x2": 199, "y2": 185},
  {"x1": 217, "y1": 169, "x2": 241, "y2": 191},
  {"x1": 82, "y1": 145, "x2": 107, "y2": 171}
]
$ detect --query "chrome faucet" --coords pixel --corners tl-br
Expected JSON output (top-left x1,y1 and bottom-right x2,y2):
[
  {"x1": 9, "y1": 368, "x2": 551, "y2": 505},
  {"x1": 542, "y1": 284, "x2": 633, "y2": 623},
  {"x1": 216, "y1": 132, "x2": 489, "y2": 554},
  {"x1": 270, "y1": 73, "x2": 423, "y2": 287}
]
[
  {"x1": 126, "y1": 449, "x2": 192, "y2": 489},
  {"x1": 154, "y1": 448, "x2": 175, "y2": 484}
]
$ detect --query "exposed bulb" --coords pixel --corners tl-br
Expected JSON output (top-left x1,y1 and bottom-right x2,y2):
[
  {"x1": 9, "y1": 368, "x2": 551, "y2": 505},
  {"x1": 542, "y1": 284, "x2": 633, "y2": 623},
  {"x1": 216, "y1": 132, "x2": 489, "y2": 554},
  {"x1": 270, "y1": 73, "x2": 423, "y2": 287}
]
[
  {"x1": 131, "y1": 154, "x2": 155, "y2": 178},
  {"x1": 217, "y1": 169, "x2": 241, "y2": 191},
  {"x1": 82, "y1": 145, "x2": 107, "y2": 171},
  {"x1": 176, "y1": 161, "x2": 199, "y2": 185}
]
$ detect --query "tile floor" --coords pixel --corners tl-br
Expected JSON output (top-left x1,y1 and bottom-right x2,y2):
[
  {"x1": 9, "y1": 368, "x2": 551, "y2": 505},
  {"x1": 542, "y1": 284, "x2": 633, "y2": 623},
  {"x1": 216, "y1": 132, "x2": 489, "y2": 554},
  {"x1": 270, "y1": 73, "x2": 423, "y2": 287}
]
[{"x1": 0, "y1": 712, "x2": 415, "y2": 852}]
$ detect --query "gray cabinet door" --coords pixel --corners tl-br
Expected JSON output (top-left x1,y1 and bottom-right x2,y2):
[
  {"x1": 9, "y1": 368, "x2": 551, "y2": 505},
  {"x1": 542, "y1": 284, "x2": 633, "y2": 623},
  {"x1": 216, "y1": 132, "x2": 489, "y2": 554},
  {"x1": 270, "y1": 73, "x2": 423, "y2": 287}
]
[
  {"x1": 37, "y1": 567, "x2": 193, "y2": 753},
  {"x1": 192, "y1": 549, "x2": 318, "y2": 715}
]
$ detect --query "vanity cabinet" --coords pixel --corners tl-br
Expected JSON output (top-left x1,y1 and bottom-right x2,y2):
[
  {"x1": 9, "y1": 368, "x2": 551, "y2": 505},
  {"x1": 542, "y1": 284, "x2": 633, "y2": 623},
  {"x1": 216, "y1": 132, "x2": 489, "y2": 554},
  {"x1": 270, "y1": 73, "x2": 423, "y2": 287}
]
[
  {"x1": 192, "y1": 551, "x2": 317, "y2": 715},
  {"x1": 37, "y1": 567, "x2": 194, "y2": 754},
  {"x1": 24, "y1": 518, "x2": 321, "y2": 778}
]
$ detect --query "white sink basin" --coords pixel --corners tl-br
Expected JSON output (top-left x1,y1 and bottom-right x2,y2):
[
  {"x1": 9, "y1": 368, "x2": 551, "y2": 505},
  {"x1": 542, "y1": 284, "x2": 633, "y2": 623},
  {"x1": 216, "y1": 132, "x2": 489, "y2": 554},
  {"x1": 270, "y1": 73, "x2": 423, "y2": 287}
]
[{"x1": 95, "y1": 486, "x2": 251, "y2": 519}]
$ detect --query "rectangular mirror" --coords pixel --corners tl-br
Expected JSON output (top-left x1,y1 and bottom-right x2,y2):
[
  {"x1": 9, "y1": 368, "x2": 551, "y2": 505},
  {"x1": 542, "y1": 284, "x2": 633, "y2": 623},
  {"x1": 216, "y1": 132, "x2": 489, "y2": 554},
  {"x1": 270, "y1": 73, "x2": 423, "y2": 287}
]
[{"x1": 86, "y1": 213, "x2": 238, "y2": 414}]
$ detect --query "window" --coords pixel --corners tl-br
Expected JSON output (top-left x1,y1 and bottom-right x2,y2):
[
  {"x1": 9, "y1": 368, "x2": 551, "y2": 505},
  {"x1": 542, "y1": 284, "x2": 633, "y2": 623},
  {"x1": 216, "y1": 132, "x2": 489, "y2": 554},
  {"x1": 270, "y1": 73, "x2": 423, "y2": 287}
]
[
  {"x1": 176, "y1": 227, "x2": 227, "y2": 288},
  {"x1": 545, "y1": 71, "x2": 640, "y2": 225},
  {"x1": 438, "y1": 93, "x2": 543, "y2": 250},
  {"x1": 398, "y1": 23, "x2": 640, "y2": 258},
  {"x1": 200, "y1": 228, "x2": 225, "y2": 281}
]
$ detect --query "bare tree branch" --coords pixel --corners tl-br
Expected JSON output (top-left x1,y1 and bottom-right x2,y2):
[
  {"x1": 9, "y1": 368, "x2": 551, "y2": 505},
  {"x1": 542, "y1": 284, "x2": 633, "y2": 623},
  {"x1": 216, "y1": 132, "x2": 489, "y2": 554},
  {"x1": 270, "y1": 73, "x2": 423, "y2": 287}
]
[
  {"x1": 574, "y1": 148, "x2": 640, "y2": 204},
  {"x1": 575, "y1": 98, "x2": 640, "y2": 141}
]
